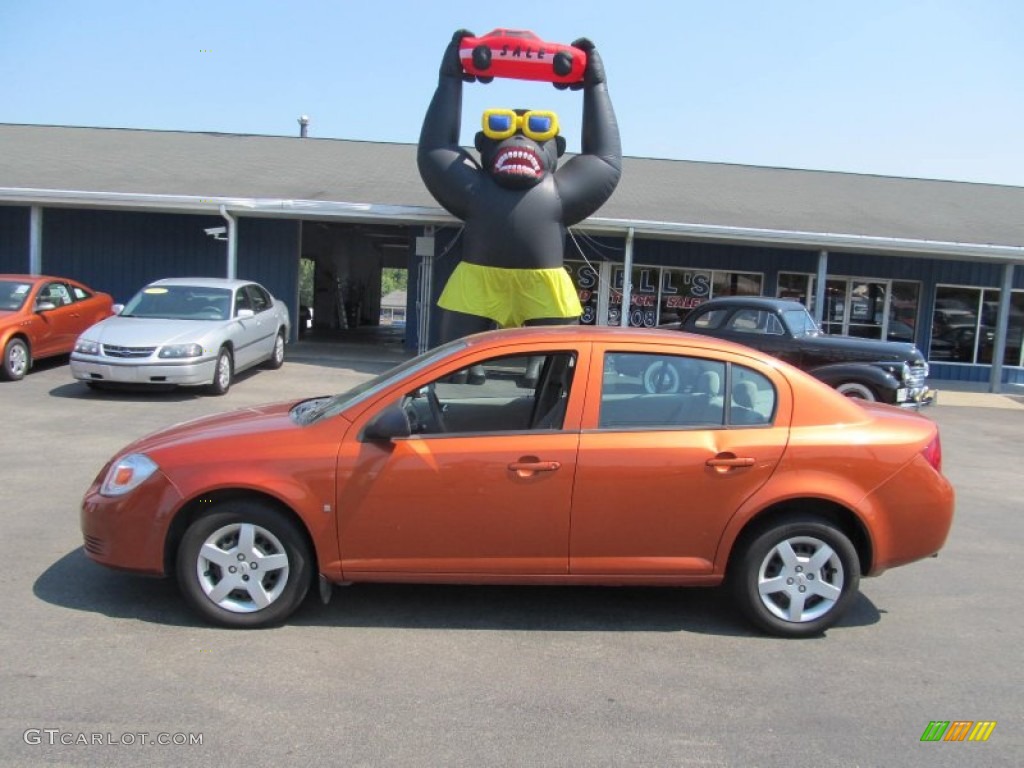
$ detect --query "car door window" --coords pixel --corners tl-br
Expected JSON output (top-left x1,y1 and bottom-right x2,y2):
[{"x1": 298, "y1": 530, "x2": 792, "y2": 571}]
[
  {"x1": 729, "y1": 365, "x2": 776, "y2": 425},
  {"x1": 691, "y1": 308, "x2": 728, "y2": 329},
  {"x1": 727, "y1": 309, "x2": 771, "y2": 334},
  {"x1": 38, "y1": 282, "x2": 73, "y2": 307},
  {"x1": 234, "y1": 288, "x2": 253, "y2": 316},
  {"x1": 600, "y1": 353, "x2": 726, "y2": 428},
  {"x1": 246, "y1": 285, "x2": 271, "y2": 313},
  {"x1": 402, "y1": 353, "x2": 576, "y2": 435},
  {"x1": 71, "y1": 285, "x2": 92, "y2": 302}
]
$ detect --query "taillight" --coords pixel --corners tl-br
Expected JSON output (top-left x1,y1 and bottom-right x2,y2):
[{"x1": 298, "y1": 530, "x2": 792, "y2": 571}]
[{"x1": 922, "y1": 433, "x2": 942, "y2": 472}]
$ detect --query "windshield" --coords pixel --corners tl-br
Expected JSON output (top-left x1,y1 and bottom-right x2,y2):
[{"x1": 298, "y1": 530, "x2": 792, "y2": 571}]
[
  {"x1": 0, "y1": 280, "x2": 33, "y2": 311},
  {"x1": 782, "y1": 308, "x2": 821, "y2": 336},
  {"x1": 296, "y1": 339, "x2": 470, "y2": 425},
  {"x1": 121, "y1": 285, "x2": 232, "y2": 320}
]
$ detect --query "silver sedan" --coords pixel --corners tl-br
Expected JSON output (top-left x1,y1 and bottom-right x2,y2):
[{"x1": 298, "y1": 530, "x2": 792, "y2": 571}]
[{"x1": 70, "y1": 277, "x2": 290, "y2": 395}]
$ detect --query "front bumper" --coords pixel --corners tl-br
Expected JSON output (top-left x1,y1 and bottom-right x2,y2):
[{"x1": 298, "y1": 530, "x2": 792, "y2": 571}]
[
  {"x1": 900, "y1": 386, "x2": 937, "y2": 409},
  {"x1": 71, "y1": 355, "x2": 216, "y2": 386},
  {"x1": 81, "y1": 468, "x2": 184, "y2": 575}
]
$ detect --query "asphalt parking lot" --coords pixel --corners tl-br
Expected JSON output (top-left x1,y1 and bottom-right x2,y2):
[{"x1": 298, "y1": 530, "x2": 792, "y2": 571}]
[{"x1": 1, "y1": 340, "x2": 1022, "y2": 768}]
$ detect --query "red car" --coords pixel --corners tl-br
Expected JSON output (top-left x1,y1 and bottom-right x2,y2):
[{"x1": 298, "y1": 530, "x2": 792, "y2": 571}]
[
  {"x1": 459, "y1": 29, "x2": 587, "y2": 84},
  {"x1": 0, "y1": 274, "x2": 114, "y2": 380},
  {"x1": 81, "y1": 326, "x2": 954, "y2": 637}
]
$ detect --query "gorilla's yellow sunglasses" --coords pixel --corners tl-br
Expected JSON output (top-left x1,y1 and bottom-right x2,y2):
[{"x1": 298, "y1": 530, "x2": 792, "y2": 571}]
[{"x1": 481, "y1": 109, "x2": 560, "y2": 142}]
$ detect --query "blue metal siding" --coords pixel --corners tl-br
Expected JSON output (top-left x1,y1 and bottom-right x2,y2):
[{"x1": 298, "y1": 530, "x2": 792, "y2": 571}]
[
  {"x1": 0, "y1": 205, "x2": 30, "y2": 272},
  {"x1": 236, "y1": 218, "x2": 301, "y2": 340},
  {"x1": 43, "y1": 209, "x2": 230, "y2": 303}
]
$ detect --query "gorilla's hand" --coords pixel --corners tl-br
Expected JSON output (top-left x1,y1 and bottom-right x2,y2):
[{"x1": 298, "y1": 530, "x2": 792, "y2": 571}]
[
  {"x1": 566, "y1": 37, "x2": 605, "y2": 91},
  {"x1": 441, "y1": 29, "x2": 477, "y2": 82}
]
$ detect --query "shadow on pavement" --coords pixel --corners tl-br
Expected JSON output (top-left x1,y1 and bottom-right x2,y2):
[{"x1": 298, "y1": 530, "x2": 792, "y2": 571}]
[{"x1": 35, "y1": 548, "x2": 881, "y2": 637}]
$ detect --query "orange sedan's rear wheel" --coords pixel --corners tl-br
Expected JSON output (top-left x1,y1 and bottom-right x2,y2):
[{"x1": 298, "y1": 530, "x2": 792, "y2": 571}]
[{"x1": 731, "y1": 516, "x2": 860, "y2": 638}]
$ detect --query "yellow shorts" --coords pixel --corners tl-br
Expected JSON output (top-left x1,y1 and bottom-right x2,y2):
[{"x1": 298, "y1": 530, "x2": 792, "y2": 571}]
[{"x1": 438, "y1": 263, "x2": 583, "y2": 328}]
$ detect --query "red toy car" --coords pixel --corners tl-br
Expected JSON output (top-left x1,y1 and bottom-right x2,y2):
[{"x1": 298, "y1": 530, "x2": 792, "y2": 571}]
[{"x1": 459, "y1": 29, "x2": 586, "y2": 85}]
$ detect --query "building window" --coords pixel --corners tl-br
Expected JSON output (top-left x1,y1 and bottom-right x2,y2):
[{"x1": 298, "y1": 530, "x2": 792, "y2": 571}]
[
  {"x1": 777, "y1": 273, "x2": 922, "y2": 345},
  {"x1": 565, "y1": 262, "x2": 762, "y2": 327},
  {"x1": 931, "y1": 286, "x2": 1024, "y2": 367}
]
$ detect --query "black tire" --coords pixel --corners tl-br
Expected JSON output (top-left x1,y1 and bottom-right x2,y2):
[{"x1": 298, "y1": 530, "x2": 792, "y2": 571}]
[
  {"x1": 264, "y1": 330, "x2": 285, "y2": 370},
  {"x1": 730, "y1": 515, "x2": 860, "y2": 638},
  {"x1": 472, "y1": 45, "x2": 491, "y2": 71},
  {"x1": 176, "y1": 500, "x2": 313, "y2": 628},
  {"x1": 553, "y1": 51, "x2": 574, "y2": 77},
  {"x1": 2, "y1": 337, "x2": 30, "y2": 381},
  {"x1": 207, "y1": 347, "x2": 233, "y2": 395}
]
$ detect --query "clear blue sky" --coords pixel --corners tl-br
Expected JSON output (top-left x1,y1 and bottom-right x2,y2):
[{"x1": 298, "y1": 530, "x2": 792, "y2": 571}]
[{"x1": 3, "y1": 0, "x2": 1022, "y2": 186}]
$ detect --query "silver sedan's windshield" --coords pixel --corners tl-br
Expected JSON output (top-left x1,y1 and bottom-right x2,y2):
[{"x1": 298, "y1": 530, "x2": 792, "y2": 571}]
[
  {"x1": 121, "y1": 286, "x2": 232, "y2": 320},
  {"x1": 782, "y1": 308, "x2": 821, "y2": 336}
]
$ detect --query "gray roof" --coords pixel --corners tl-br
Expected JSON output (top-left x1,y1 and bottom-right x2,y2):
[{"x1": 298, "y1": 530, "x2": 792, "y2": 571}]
[{"x1": 2, "y1": 123, "x2": 1023, "y2": 260}]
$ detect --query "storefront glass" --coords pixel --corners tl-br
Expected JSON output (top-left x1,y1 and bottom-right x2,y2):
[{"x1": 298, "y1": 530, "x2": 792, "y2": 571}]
[{"x1": 931, "y1": 286, "x2": 1024, "y2": 366}]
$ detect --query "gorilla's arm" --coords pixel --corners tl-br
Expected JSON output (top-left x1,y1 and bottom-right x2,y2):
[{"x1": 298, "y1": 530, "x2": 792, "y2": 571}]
[
  {"x1": 417, "y1": 31, "x2": 480, "y2": 220},
  {"x1": 555, "y1": 39, "x2": 623, "y2": 226}
]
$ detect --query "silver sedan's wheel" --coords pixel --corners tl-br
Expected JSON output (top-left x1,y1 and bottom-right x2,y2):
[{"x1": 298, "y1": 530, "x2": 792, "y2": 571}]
[
  {"x1": 731, "y1": 516, "x2": 860, "y2": 637},
  {"x1": 177, "y1": 502, "x2": 312, "y2": 628},
  {"x1": 265, "y1": 330, "x2": 285, "y2": 369},
  {"x1": 835, "y1": 381, "x2": 875, "y2": 401},
  {"x1": 207, "y1": 347, "x2": 233, "y2": 395},
  {"x1": 2, "y1": 338, "x2": 30, "y2": 381}
]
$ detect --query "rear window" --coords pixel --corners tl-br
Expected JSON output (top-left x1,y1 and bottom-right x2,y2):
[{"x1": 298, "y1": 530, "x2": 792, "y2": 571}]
[{"x1": 691, "y1": 308, "x2": 729, "y2": 330}]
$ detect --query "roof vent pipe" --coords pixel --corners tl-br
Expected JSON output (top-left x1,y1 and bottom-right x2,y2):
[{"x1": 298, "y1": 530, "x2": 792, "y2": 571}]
[{"x1": 298, "y1": 115, "x2": 310, "y2": 138}]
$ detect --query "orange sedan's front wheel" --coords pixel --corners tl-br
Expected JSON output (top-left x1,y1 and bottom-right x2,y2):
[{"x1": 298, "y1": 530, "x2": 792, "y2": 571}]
[
  {"x1": 2, "y1": 337, "x2": 29, "y2": 381},
  {"x1": 176, "y1": 500, "x2": 313, "y2": 628}
]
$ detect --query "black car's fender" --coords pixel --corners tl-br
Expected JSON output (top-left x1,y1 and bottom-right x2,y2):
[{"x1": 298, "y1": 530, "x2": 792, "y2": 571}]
[{"x1": 807, "y1": 362, "x2": 901, "y2": 403}]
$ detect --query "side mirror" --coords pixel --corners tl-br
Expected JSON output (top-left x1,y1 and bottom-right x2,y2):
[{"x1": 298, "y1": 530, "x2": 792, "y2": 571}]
[
  {"x1": 35, "y1": 301, "x2": 57, "y2": 312},
  {"x1": 237, "y1": 308, "x2": 255, "y2": 319},
  {"x1": 112, "y1": 304, "x2": 124, "y2": 315},
  {"x1": 362, "y1": 404, "x2": 412, "y2": 441}
]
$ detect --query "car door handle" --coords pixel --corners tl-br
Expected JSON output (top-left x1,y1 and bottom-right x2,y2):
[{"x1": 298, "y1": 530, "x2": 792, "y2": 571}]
[
  {"x1": 706, "y1": 455, "x2": 756, "y2": 469},
  {"x1": 508, "y1": 459, "x2": 561, "y2": 475}
]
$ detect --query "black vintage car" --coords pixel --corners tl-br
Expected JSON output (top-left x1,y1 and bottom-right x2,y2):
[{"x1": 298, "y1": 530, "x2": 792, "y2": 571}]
[{"x1": 670, "y1": 296, "x2": 933, "y2": 406}]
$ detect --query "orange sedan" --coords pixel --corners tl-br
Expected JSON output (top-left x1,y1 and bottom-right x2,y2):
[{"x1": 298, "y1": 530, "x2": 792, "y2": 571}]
[
  {"x1": 81, "y1": 326, "x2": 954, "y2": 637},
  {"x1": 1, "y1": 274, "x2": 114, "y2": 380}
]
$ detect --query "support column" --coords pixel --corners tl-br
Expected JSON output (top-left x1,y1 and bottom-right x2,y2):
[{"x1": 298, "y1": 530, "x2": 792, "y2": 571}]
[
  {"x1": 813, "y1": 250, "x2": 828, "y2": 325},
  {"x1": 620, "y1": 227, "x2": 635, "y2": 327},
  {"x1": 988, "y1": 262, "x2": 1016, "y2": 394},
  {"x1": 29, "y1": 206, "x2": 43, "y2": 274}
]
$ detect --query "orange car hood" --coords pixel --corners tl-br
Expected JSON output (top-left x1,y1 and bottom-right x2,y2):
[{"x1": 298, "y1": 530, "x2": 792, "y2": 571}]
[{"x1": 122, "y1": 400, "x2": 325, "y2": 458}]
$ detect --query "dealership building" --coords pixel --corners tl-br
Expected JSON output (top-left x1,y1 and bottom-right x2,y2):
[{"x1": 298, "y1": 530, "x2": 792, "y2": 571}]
[{"x1": 1, "y1": 123, "x2": 1022, "y2": 389}]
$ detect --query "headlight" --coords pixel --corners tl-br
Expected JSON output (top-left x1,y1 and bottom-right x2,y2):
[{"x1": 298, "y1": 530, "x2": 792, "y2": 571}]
[
  {"x1": 74, "y1": 339, "x2": 100, "y2": 355},
  {"x1": 158, "y1": 343, "x2": 204, "y2": 359},
  {"x1": 100, "y1": 454, "x2": 159, "y2": 497}
]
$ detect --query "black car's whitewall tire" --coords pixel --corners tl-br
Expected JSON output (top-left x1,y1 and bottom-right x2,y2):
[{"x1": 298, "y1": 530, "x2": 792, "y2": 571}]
[
  {"x1": 176, "y1": 501, "x2": 312, "y2": 628},
  {"x1": 835, "y1": 381, "x2": 876, "y2": 401},
  {"x1": 731, "y1": 516, "x2": 860, "y2": 638}
]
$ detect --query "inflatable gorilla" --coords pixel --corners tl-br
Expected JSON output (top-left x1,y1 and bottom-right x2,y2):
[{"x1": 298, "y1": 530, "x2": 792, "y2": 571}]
[{"x1": 418, "y1": 29, "x2": 622, "y2": 346}]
